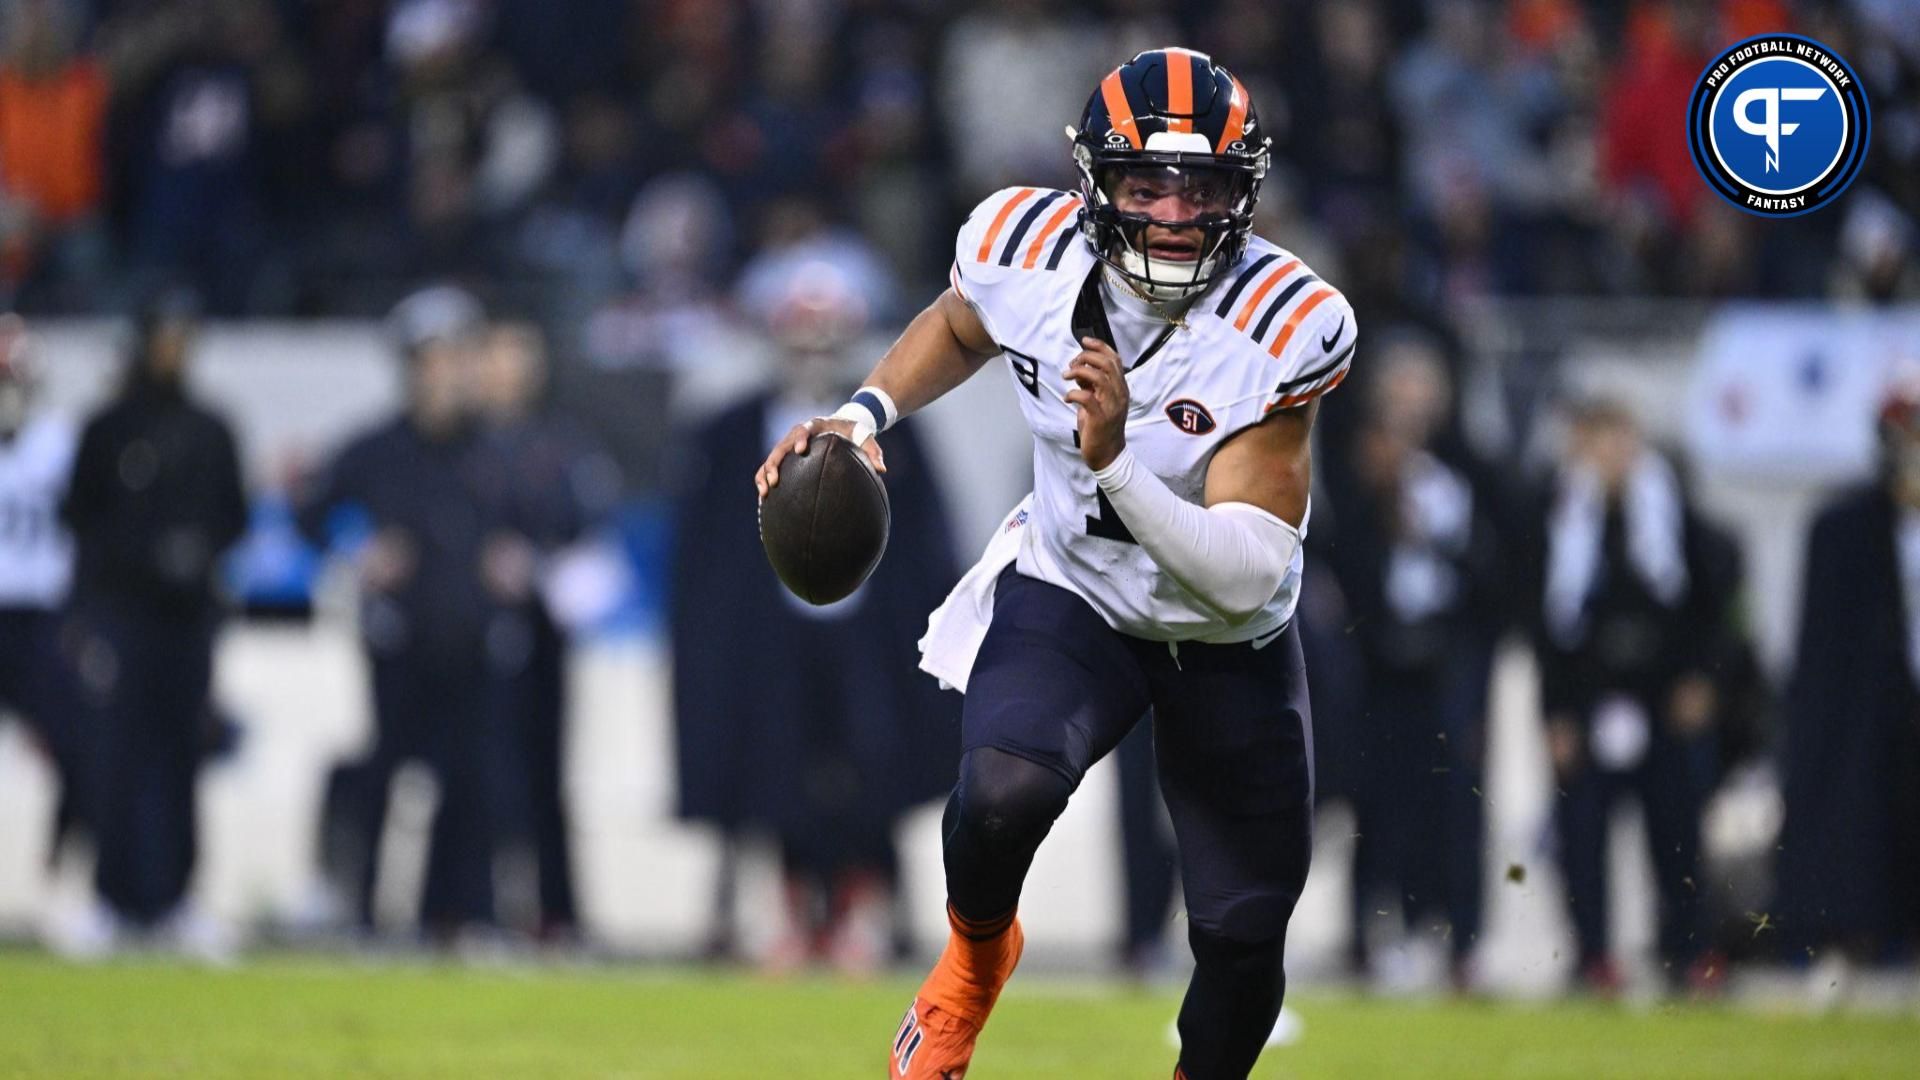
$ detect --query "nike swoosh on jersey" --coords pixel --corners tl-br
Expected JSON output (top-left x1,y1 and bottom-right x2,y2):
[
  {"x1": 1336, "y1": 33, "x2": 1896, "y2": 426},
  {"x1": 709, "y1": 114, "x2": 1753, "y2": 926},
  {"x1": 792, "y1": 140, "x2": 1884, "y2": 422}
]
[{"x1": 1321, "y1": 315, "x2": 1346, "y2": 352}]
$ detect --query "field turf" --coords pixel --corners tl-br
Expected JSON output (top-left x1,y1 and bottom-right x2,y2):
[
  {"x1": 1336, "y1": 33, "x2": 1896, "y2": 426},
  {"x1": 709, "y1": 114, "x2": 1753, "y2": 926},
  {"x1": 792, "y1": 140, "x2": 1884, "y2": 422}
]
[{"x1": 1, "y1": 951, "x2": 1915, "y2": 1078}]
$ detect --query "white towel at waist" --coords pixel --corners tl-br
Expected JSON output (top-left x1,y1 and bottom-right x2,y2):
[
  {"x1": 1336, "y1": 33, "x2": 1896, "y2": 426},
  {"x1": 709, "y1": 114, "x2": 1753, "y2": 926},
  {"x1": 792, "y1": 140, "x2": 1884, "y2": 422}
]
[{"x1": 918, "y1": 495, "x2": 1033, "y2": 694}]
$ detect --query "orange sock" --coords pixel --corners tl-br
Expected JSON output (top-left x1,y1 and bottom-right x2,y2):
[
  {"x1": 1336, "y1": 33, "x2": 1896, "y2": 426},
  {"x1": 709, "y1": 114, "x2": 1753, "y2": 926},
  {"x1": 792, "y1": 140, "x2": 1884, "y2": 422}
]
[{"x1": 917, "y1": 903, "x2": 1025, "y2": 1022}]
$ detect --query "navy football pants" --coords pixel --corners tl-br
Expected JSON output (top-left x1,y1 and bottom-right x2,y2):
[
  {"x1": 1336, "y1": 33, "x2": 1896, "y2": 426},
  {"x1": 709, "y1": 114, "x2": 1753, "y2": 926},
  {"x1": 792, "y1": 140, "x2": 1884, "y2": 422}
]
[{"x1": 944, "y1": 569, "x2": 1314, "y2": 1079}]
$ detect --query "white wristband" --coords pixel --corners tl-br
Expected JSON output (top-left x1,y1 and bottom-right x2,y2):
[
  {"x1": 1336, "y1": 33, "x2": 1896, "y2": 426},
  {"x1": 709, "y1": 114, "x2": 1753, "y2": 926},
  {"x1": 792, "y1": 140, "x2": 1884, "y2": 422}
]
[
  {"x1": 830, "y1": 387, "x2": 898, "y2": 447},
  {"x1": 829, "y1": 403, "x2": 877, "y2": 446}
]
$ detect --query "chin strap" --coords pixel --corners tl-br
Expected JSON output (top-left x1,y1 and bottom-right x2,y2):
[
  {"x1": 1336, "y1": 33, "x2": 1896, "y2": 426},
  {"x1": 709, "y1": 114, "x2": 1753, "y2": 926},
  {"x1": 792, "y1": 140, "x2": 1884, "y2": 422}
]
[{"x1": 1112, "y1": 242, "x2": 1215, "y2": 303}]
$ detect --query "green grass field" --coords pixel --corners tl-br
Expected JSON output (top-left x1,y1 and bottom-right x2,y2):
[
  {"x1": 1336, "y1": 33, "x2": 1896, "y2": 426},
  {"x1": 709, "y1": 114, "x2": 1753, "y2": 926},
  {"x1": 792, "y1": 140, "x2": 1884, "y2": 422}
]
[{"x1": 1, "y1": 951, "x2": 1915, "y2": 1078}]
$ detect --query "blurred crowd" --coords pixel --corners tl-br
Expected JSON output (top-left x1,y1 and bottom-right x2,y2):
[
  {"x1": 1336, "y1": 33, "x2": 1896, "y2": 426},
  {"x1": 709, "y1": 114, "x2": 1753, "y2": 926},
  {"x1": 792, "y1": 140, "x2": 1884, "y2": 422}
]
[
  {"x1": 0, "y1": 0, "x2": 1915, "y2": 326},
  {"x1": 0, "y1": 249, "x2": 969, "y2": 973},
  {"x1": 1307, "y1": 352, "x2": 1759, "y2": 996},
  {"x1": 1299, "y1": 338, "x2": 1920, "y2": 999},
  {"x1": 1, "y1": 285, "x2": 631, "y2": 957},
  {"x1": 0, "y1": 0, "x2": 1916, "y2": 999},
  {"x1": 6, "y1": 282, "x2": 1917, "y2": 994}
]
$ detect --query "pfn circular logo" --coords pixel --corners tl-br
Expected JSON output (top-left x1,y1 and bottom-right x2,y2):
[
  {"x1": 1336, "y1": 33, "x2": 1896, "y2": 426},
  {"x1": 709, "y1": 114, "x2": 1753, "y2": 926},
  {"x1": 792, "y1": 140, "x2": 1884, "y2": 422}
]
[{"x1": 1688, "y1": 35, "x2": 1869, "y2": 217}]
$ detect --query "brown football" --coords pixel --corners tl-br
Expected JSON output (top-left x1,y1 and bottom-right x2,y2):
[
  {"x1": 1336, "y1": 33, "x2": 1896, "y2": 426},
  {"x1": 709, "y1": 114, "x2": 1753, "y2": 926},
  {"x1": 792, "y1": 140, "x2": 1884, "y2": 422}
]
[{"x1": 758, "y1": 432, "x2": 890, "y2": 605}]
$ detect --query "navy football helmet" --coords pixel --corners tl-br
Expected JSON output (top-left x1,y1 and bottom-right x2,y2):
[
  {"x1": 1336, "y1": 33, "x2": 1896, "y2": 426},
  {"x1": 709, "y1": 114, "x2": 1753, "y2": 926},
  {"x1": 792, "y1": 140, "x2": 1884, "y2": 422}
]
[{"x1": 1070, "y1": 48, "x2": 1271, "y2": 300}]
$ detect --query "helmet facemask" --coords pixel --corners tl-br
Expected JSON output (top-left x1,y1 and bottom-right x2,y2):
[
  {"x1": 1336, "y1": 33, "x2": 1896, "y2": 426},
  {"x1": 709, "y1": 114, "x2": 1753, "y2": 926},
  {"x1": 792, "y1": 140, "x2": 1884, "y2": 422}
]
[{"x1": 1073, "y1": 141, "x2": 1263, "y2": 303}]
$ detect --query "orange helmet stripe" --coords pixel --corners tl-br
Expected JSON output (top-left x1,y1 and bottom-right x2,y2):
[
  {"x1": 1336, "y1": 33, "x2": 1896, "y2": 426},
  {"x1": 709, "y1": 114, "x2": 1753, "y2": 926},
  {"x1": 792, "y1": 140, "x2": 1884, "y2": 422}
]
[
  {"x1": 1165, "y1": 49, "x2": 1194, "y2": 133},
  {"x1": 977, "y1": 188, "x2": 1037, "y2": 262},
  {"x1": 1268, "y1": 288, "x2": 1337, "y2": 358},
  {"x1": 1100, "y1": 70, "x2": 1141, "y2": 148},
  {"x1": 1217, "y1": 74, "x2": 1249, "y2": 151},
  {"x1": 1022, "y1": 197, "x2": 1083, "y2": 268},
  {"x1": 1233, "y1": 258, "x2": 1301, "y2": 332}
]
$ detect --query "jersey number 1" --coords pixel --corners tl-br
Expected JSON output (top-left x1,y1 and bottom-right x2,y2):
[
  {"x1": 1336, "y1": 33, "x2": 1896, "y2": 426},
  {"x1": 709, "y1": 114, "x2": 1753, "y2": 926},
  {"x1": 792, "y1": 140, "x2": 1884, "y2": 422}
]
[
  {"x1": 1086, "y1": 488, "x2": 1138, "y2": 545},
  {"x1": 1073, "y1": 429, "x2": 1137, "y2": 544}
]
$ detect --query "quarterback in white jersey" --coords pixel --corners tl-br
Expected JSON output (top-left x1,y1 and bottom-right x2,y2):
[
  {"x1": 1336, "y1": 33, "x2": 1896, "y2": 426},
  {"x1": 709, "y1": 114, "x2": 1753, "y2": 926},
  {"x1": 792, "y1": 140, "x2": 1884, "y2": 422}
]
[
  {"x1": 0, "y1": 394, "x2": 76, "y2": 609},
  {"x1": 0, "y1": 314, "x2": 85, "y2": 857},
  {"x1": 0, "y1": 314, "x2": 76, "y2": 611},
  {"x1": 756, "y1": 48, "x2": 1348, "y2": 1080},
  {"x1": 943, "y1": 186, "x2": 1350, "y2": 647}
]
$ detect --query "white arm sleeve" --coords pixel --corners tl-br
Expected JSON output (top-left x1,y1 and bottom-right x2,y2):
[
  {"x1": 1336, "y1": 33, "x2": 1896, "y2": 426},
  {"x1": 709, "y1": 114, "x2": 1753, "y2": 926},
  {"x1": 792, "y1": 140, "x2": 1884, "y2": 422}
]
[{"x1": 1092, "y1": 447, "x2": 1301, "y2": 626}]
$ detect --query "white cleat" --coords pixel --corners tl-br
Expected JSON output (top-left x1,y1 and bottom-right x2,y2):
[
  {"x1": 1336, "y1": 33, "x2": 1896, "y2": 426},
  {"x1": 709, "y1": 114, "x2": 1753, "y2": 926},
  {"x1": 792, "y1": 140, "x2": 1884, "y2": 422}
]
[
  {"x1": 159, "y1": 903, "x2": 241, "y2": 966},
  {"x1": 1266, "y1": 1006, "x2": 1304, "y2": 1047},
  {"x1": 41, "y1": 898, "x2": 120, "y2": 962}
]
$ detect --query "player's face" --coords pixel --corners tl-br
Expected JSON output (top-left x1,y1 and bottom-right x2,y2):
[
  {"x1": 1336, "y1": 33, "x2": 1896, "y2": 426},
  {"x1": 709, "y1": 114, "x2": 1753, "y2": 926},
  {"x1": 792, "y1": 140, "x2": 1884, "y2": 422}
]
[
  {"x1": 145, "y1": 317, "x2": 196, "y2": 381},
  {"x1": 1571, "y1": 411, "x2": 1641, "y2": 489},
  {"x1": 411, "y1": 339, "x2": 478, "y2": 428},
  {"x1": 1107, "y1": 166, "x2": 1235, "y2": 262},
  {"x1": 481, "y1": 324, "x2": 545, "y2": 416}
]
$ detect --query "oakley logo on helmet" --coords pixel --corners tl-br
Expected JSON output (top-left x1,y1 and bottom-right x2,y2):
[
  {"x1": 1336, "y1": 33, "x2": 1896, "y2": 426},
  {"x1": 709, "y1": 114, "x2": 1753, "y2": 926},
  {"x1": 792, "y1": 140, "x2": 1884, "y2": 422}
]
[{"x1": 1069, "y1": 48, "x2": 1272, "y2": 302}]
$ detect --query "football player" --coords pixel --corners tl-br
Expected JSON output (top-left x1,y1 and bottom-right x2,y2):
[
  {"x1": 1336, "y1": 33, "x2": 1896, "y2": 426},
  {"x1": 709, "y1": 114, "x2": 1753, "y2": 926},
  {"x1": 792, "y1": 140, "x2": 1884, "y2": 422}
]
[
  {"x1": 0, "y1": 315, "x2": 87, "y2": 873},
  {"x1": 756, "y1": 48, "x2": 1355, "y2": 1079}
]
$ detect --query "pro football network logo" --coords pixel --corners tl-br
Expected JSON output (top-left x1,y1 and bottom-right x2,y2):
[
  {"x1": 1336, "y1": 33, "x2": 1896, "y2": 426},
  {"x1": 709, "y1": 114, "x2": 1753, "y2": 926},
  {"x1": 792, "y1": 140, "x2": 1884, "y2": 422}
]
[{"x1": 1688, "y1": 34, "x2": 1869, "y2": 217}]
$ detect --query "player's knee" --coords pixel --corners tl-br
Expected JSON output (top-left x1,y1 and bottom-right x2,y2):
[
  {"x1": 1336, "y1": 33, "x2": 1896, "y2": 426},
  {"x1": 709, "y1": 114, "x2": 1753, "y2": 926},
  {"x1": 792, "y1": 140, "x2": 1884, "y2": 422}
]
[
  {"x1": 1193, "y1": 890, "x2": 1296, "y2": 948},
  {"x1": 954, "y1": 748, "x2": 1072, "y2": 854},
  {"x1": 1188, "y1": 920, "x2": 1286, "y2": 992}
]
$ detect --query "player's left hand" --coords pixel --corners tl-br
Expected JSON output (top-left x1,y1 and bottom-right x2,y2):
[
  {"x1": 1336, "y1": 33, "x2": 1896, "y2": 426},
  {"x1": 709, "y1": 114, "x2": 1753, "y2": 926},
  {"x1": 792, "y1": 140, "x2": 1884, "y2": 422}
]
[{"x1": 1066, "y1": 336, "x2": 1127, "y2": 471}]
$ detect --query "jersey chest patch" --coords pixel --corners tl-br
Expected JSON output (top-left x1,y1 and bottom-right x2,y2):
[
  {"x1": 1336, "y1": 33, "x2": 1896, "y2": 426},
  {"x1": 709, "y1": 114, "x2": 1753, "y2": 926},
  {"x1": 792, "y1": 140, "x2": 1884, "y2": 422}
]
[{"x1": 1165, "y1": 399, "x2": 1216, "y2": 435}]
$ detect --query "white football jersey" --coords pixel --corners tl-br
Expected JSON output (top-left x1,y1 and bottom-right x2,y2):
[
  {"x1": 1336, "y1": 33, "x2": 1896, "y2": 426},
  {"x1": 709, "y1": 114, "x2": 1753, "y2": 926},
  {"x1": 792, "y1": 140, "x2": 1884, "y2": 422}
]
[
  {"x1": 0, "y1": 415, "x2": 77, "y2": 609},
  {"x1": 951, "y1": 186, "x2": 1354, "y2": 643}
]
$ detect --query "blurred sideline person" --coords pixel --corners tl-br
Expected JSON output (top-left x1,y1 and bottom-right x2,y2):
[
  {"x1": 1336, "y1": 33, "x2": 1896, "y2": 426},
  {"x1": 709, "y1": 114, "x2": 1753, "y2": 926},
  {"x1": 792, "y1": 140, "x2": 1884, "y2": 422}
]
[
  {"x1": 60, "y1": 287, "x2": 248, "y2": 956},
  {"x1": 1776, "y1": 381, "x2": 1920, "y2": 976},
  {"x1": 297, "y1": 286, "x2": 522, "y2": 941},
  {"x1": 473, "y1": 319, "x2": 622, "y2": 941},
  {"x1": 0, "y1": 316, "x2": 92, "y2": 883},
  {"x1": 1526, "y1": 396, "x2": 1743, "y2": 996},
  {"x1": 1322, "y1": 342, "x2": 1498, "y2": 991},
  {"x1": 673, "y1": 260, "x2": 960, "y2": 975},
  {"x1": 758, "y1": 50, "x2": 1355, "y2": 1078}
]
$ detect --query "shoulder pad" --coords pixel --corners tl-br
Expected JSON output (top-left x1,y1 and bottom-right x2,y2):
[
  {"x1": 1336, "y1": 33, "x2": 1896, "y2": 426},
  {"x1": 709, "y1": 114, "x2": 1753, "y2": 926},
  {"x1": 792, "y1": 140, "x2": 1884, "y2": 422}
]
[
  {"x1": 953, "y1": 187, "x2": 1085, "y2": 281},
  {"x1": 1203, "y1": 244, "x2": 1356, "y2": 412}
]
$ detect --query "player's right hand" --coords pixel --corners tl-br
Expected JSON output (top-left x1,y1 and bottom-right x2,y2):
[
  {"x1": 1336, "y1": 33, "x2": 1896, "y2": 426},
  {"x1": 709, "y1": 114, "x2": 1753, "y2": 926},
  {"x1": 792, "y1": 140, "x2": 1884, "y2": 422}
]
[
  {"x1": 755, "y1": 418, "x2": 887, "y2": 501},
  {"x1": 1066, "y1": 336, "x2": 1128, "y2": 471}
]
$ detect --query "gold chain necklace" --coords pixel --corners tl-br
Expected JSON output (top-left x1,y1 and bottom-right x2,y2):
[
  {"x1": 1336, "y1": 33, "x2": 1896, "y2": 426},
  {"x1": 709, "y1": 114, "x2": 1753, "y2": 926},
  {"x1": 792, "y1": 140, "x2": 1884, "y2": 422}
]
[{"x1": 1107, "y1": 267, "x2": 1194, "y2": 330}]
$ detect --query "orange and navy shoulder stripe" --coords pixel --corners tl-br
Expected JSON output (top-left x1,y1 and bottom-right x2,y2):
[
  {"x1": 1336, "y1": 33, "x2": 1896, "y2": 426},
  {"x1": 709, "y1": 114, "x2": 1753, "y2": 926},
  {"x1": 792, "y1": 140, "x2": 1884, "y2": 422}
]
[
  {"x1": 1265, "y1": 304, "x2": 1354, "y2": 412},
  {"x1": 1211, "y1": 252, "x2": 1331, "y2": 353},
  {"x1": 1266, "y1": 348, "x2": 1352, "y2": 411},
  {"x1": 971, "y1": 188, "x2": 1083, "y2": 271}
]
